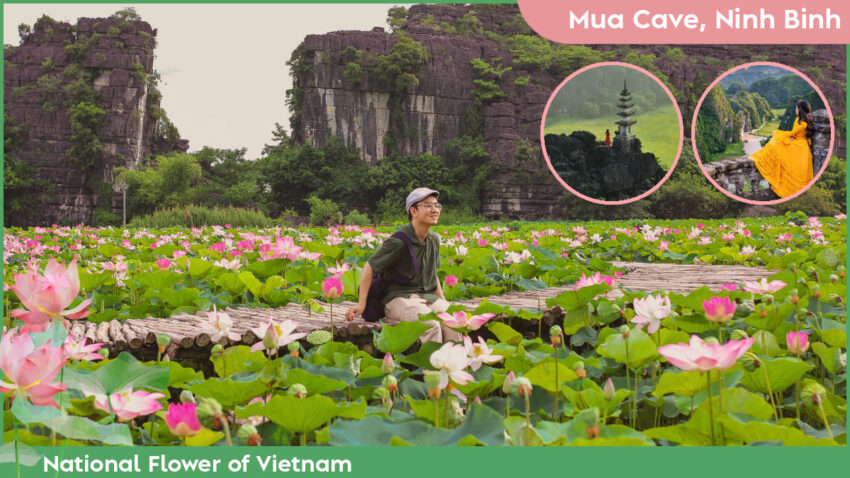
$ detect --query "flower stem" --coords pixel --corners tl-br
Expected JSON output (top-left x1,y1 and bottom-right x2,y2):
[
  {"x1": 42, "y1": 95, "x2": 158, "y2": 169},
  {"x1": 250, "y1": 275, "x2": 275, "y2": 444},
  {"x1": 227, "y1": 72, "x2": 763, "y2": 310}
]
[
  {"x1": 444, "y1": 392, "x2": 449, "y2": 428},
  {"x1": 817, "y1": 400, "x2": 834, "y2": 440},
  {"x1": 434, "y1": 397, "x2": 439, "y2": 429},
  {"x1": 718, "y1": 371, "x2": 726, "y2": 444},
  {"x1": 553, "y1": 348, "x2": 559, "y2": 422},
  {"x1": 300, "y1": 433, "x2": 307, "y2": 446},
  {"x1": 761, "y1": 362, "x2": 780, "y2": 422},
  {"x1": 706, "y1": 372, "x2": 716, "y2": 446},
  {"x1": 330, "y1": 301, "x2": 334, "y2": 342},
  {"x1": 14, "y1": 417, "x2": 20, "y2": 478},
  {"x1": 221, "y1": 416, "x2": 233, "y2": 446},
  {"x1": 524, "y1": 393, "x2": 531, "y2": 444},
  {"x1": 505, "y1": 395, "x2": 511, "y2": 418},
  {"x1": 795, "y1": 352, "x2": 801, "y2": 420}
]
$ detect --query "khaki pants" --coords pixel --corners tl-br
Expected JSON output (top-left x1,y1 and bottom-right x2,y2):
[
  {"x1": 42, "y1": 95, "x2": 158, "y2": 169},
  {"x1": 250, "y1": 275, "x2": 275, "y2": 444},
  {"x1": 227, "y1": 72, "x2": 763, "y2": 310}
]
[{"x1": 384, "y1": 294, "x2": 463, "y2": 344}]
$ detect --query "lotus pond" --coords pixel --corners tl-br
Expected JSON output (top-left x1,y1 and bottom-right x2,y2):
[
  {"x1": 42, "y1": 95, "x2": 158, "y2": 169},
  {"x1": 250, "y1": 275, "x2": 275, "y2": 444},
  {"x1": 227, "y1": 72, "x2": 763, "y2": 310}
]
[{"x1": 1, "y1": 212, "x2": 846, "y2": 447}]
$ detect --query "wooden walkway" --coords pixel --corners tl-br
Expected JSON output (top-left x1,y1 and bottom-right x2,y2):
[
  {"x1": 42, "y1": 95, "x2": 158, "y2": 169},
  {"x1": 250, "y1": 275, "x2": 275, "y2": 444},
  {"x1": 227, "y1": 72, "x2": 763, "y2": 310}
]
[{"x1": 67, "y1": 261, "x2": 774, "y2": 362}]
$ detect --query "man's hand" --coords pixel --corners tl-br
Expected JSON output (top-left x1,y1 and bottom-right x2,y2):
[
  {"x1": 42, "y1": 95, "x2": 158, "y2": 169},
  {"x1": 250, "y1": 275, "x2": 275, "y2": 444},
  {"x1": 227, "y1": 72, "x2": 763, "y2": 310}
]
[{"x1": 346, "y1": 304, "x2": 364, "y2": 322}]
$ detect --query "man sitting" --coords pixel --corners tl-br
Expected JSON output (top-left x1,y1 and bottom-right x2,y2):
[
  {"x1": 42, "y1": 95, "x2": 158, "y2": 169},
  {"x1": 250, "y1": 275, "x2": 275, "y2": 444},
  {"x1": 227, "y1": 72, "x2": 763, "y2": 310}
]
[{"x1": 345, "y1": 187, "x2": 461, "y2": 343}]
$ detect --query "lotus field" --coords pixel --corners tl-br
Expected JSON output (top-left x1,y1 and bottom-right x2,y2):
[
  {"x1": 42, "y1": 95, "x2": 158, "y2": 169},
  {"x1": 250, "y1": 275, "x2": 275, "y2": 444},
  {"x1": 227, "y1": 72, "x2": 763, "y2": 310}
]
[{"x1": 1, "y1": 212, "x2": 847, "y2": 447}]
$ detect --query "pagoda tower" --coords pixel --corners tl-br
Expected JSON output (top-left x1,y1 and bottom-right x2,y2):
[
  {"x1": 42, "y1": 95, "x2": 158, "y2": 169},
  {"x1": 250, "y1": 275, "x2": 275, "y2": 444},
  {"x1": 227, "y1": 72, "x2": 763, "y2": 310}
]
[{"x1": 615, "y1": 78, "x2": 636, "y2": 150}]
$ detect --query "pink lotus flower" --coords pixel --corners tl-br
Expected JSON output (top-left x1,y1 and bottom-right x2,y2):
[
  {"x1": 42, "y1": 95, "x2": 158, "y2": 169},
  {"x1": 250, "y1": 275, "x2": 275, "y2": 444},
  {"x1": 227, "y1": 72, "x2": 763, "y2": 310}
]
[
  {"x1": 658, "y1": 335, "x2": 754, "y2": 372},
  {"x1": 164, "y1": 402, "x2": 203, "y2": 437},
  {"x1": 630, "y1": 294, "x2": 672, "y2": 334},
  {"x1": 425, "y1": 342, "x2": 474, "y2": 390},
  {"x1": 572, "y1": 272, "x2": 617, "y2": 291},
  {"x1": 834, "y1": 213, "x2": 846, "y2": 221},
  {"x1": 445, "y1": 275, "x2": 458, "y2": 288},
  {"x1": 249, "y1": 318, "x2": 307, "y2": 352},
  {"x1": 0, "y1": 332, "x2": 67, "y2": 407},
  {"x1": 703, "y1": 297, "x2": 735, "y2": 323},
  {"x1": 272, "y1": 236, "x2": 302, "y2": 261},
  {"x1": 10, "y1": 258, "x2": 92, "y2": 333},
  {"x1": 63, "y1": 336, "x2": 104, "y2": 361},
  {"x1": 742, "y1": 278, "x2": 787, "y2": 294},
  {"x1": 155, "y1": 258, "x2": 172, "y2": 270},
  {"x1": 299, "y1": 250, "x2": 322, "y2": 261},
  {"x1": 720, "y1": 283, "x2": 738, "y2": 292},
  {"x1": 477, "y1": 238, "x2": 488, "y2": 247},
  {"x1": 326, "y1": 261, "x2": 351, "y2": 277},
  {"x1": 463, "y1": 336, "x2": 503, "y2": 371},
  {"x1": 85, "y1": 386, "x2": 165, "y2": 422},
  {"x1": 436, "y1": 311, "x2": 496, "y2": 331},
  {"x1": 786, "y1": 331, "x2": 810, "y2": 354},
  {"x1": 322, "y1": 276, "x2": 343, "y2": 300}
]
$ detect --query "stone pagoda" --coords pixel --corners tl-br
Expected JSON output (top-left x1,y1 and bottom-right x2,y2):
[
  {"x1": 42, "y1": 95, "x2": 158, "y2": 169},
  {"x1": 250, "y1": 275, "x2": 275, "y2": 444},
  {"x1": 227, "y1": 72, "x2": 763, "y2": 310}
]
[{"x1": 614, "y1": 78, "x2": 636, "y2": 151}]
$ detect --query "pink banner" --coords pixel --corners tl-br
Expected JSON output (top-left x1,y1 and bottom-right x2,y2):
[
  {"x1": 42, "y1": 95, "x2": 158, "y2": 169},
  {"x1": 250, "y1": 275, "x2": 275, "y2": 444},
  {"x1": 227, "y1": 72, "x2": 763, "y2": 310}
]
[{"x1": 518, "y1": 0, "x2": 849, "y2": 44}]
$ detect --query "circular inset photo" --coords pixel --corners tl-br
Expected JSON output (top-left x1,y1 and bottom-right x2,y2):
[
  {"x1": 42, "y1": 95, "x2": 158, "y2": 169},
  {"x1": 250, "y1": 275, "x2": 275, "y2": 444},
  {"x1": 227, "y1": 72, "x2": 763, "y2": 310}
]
[
  {"x1": 692, "y1": 62, "x2": 834, "y2": 204},
  {"x1": 541, "y1": 62, "x2": 683, "y2": 204}
]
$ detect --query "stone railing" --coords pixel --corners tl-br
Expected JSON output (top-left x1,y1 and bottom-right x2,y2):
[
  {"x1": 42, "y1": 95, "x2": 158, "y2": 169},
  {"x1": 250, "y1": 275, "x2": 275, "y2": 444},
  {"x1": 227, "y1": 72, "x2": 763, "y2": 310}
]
[{"x1": 703, "y1": 157, "x2": 777, "y2": 201}]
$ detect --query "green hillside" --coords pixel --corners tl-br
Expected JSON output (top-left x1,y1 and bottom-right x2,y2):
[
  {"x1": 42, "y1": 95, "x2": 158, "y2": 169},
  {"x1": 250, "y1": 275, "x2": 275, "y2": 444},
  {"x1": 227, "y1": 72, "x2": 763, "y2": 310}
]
[{"x1": 544, "y1": 104, "x2": 680, "y2": 169}]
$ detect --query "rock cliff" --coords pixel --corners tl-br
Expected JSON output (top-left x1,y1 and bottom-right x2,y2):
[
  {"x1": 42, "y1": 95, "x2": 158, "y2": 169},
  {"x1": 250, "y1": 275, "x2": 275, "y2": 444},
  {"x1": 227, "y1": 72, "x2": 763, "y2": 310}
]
[
  {"x1": 291, "y1": 4, "x2": 845, "y2": 218},
  {"x1": 4, "y1": 15, "x2": 187, "y2": 225}
]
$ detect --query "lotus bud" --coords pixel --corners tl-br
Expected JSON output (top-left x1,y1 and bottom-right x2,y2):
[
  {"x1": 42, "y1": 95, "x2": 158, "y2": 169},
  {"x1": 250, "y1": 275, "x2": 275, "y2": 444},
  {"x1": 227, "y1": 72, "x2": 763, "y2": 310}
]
[
  {"x1": 179, "y1": 390, "x2": 196, "y2": 404},
  {"x1": 157, "y1": 333, "x2": 171, "y2": 353},
  {"x1": 828, "y1": 294, "x2": 842, "y2": 305},
  {"x1": 811, "y1": 284, "x2": 821, "y2": 298},
  {"x1": 757, "y1": 303, "x2": 767, "y2": 318},
  {"x1": 372, "y1": 386, "x2": 389, "y2": 401},
  {"x1": 287, "y1": 383, "x2": 307, "y2": 399},
  {"x1": 805, "y1": 265, "x2": 817, "y2": 276},
  {"x1": 382, "y1": 375, "x2": 398, "y2": 394},
  {"x1": 795, "y1": 307, "x2": 808, "y2": 321},
  {"x1": 730, "y1": 329, "x2": 749, "y2": 341},
  {"x1": 287, "y1": 341, "x2": 300, "y2": 357},
  {"x1": 763, "y1": 294, "x2": 774, "y2": 305},
  {"x1": 788, "y1": 289, "x2": 799, "y2": 304},
  {"x1": 262, "y1": 330, "x2": 277, "y2": 351},
  {"x1": 98, "y1": 348, "x2": 110, "y2": 359},
  {"x1": 513, "y1": 376, "x2": 533, "y2": 397},
  {"x1": 618, "y1": 325, "x2": 630, "y2": 334},
  {"x1": 196, "y1": 397, "x2": 225, "y2": 429},
  {"x1": 703, "y1": 337, "x2": 720, "y2": 345},
  {"x1": 736, "y1": 299, "x2": 755, "y2": 316},
  {"x1": 210, "y1": 344, "x2": 224, "y2": 358},
  {"x1": 502, "y1": 371, "x2": 516, "y2": 395},
  {"x1": 801, "y1": 382, "x2": 827, "y2": 406},
  {"x1": 788, "y1": 262, "x2": 798, "y2": 275},
  {"x1": 742, "y1": 352, "x2": 760, "y2": 372},
  {"x1": 381, "y1": 353, "x2": 395, "y2": 374},
  {"x1": 425, "y1": 373, "x2": 442, "y2": 399},
  {"x1": 237, "y1": 424, "x2": 262, "y2": 446},
  {"x1": 838, "y1": 265, "x2": 845, "y2": 278},
  {"x1": 603, "y1": 377, "x2": 615, "y2": 400},
  {"x1": 829, "y1": 274, "x2": 839, "y2": 283},
  {"x1": 796, "y1": 277, "x2": 807, "y2": 288},
  {"x1": 549, "y1": 325, "x2": 563, "y2": 346}
]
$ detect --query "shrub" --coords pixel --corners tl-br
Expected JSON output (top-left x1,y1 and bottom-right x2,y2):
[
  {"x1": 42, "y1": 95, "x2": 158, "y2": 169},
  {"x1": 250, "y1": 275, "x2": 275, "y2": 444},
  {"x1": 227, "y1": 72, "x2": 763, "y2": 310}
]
[
  {"x1": 345, "y1": 210, "x2": 371, "y2": 226},
  {"x1": 306, "y1": 196, "x2": 341, "y2": 226}
]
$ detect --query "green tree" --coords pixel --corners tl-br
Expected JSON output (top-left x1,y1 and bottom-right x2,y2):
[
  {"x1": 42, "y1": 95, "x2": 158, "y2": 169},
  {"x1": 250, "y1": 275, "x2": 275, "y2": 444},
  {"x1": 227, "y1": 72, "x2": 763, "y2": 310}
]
[{"x1": 66, "y1": 101, "x2": 105, "y2": 170}]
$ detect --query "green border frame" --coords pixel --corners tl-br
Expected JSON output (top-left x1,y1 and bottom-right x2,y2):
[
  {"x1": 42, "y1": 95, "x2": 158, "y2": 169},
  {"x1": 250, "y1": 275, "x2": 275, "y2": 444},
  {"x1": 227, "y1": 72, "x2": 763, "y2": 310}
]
[{"x1": 0, "y1": 3, "x2": 847, "y2": 477}]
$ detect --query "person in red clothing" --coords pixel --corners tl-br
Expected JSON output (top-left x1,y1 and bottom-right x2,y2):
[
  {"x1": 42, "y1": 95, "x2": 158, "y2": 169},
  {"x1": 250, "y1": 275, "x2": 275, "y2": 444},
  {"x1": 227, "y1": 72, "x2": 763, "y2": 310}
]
[{"x1": 605, "y1": 129, "x2": 611, "y2": 147}]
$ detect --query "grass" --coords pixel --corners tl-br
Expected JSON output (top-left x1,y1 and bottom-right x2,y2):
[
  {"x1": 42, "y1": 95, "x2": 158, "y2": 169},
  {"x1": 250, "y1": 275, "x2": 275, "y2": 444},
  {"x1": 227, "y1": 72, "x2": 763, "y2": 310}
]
[
  {"x1": 544, "y1": 104, "x2": 680, "y2": 169},
  {"x1": 753, "y1": 108, "x2": 786, "y2": 136},
  {"x1": 705, "y1": 141, "x2": 745, "y2": 163}
]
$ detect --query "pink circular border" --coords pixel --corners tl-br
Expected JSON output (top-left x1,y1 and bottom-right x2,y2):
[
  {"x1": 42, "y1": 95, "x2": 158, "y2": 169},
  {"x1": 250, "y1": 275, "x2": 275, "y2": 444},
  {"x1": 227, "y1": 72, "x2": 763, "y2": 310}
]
[
  {"x1": 691, "y1": 62, "x2": 835, "y2": 205},
  {"x1": 540, "y1": 62, "x2": 684, "y2": 205}
]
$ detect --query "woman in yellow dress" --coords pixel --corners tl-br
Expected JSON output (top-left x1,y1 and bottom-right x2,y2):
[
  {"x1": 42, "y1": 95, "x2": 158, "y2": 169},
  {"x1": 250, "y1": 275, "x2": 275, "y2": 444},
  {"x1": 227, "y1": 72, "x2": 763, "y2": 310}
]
[{"x1": 751, "y1": 100, "x2": 814, "y2": 198}]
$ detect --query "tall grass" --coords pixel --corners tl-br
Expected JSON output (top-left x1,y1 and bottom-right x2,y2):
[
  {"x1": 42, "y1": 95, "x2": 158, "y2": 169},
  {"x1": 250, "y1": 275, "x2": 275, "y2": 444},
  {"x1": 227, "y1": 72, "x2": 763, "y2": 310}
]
[{"x1": 129, "y1": 205, "x2": 273, "y2": 228}]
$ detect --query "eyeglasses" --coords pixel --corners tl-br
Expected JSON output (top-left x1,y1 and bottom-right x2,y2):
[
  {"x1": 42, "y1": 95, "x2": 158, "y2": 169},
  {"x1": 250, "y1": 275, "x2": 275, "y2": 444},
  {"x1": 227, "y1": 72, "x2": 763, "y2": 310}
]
[{"x1": 416, "y1": 203, "x2": 443, "y2": 211}]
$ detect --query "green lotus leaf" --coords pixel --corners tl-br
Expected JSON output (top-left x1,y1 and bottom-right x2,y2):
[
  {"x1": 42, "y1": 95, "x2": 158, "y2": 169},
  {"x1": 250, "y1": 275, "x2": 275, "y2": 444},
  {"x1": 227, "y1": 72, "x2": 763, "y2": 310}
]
[
  {"x1": 597, "y1": 328, "x2": 658, "y2": 369},
  {"x1": 211, "y1": 345, "x2": 267, "y2": 377},
  {"x1": 375, "y1": 321, "x2": 430, "y2": 355},
  {"x1": 63, "y1": 352, "x2": 170, "y2": 396},
  {"x1": 740, "y1": 356, "x2": 814, "y2": 394},
  {"x1": 812, "y1": 342, "x2": 842, "y2": 375},
  {"x1": 523, "y1": 359, "x2": 577, "y2": 394},
  {"x1": 237, "y1": 394, "x2": 338, "y2": 433},
  {"x1": 719, "y1": 414, "x2": 838, "y2": 446},
  {"x1": 12, "y1": 399, "x2": 131, "y2": 445},
  {"x1": 328, "y1": 403, "x2": 505, "y2": 446},
  {"x1": 486, "y1": 321, "x2": 522, "y2": 346},
  {"x1": 0, "y1": 440, "x2": 42, "y2": 467},
  {"x1": 283, "y1": 368, "x2": 347, "y2": 395},
  {"x1": 185, "y1": 427, "x2": 225, "y2": 446},
  {"x1": 188, "y1": 378, "x2": 267, "y2": 408},
  {"x1": 654, "y1": 370, "x2": 708, "y2": 398},
  {"x1": 306, "y1": 330, "x2": 333, "y2": 345}
]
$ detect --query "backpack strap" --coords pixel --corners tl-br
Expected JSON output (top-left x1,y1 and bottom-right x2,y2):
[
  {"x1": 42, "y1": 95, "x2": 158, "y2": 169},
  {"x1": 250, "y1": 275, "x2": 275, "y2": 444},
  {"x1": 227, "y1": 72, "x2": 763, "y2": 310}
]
[{"x1": 389, "y1": 231, "x2": 419, "y2": 284}]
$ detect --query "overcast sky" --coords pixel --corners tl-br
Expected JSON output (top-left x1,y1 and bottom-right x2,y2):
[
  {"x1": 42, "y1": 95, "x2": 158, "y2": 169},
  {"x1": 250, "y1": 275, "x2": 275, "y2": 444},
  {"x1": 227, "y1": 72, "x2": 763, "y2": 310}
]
[{"x1": 4, "y1": 4, "x2": 393, "y2": 159}]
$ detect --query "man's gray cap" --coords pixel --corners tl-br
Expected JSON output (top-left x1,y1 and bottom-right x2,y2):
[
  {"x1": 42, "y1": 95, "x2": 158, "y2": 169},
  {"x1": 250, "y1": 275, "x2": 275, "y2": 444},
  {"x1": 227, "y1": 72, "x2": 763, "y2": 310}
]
[{"x1": 405, "y1": 187, "x2": 440, "y2": 212}]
